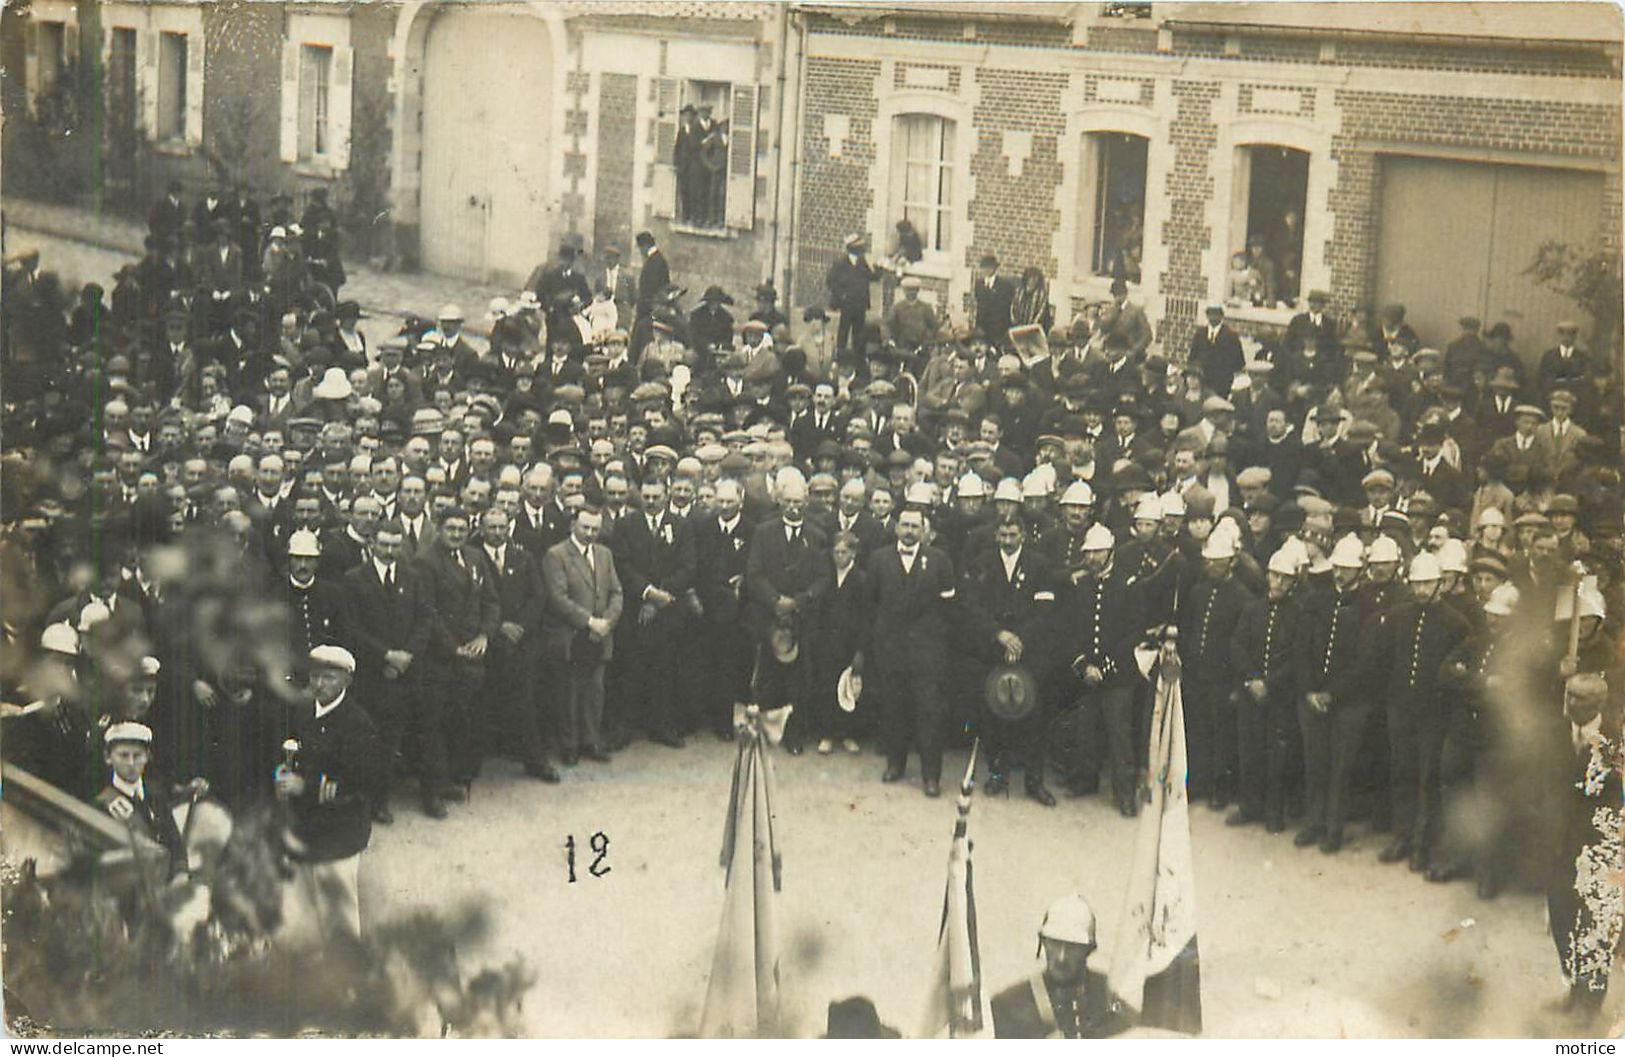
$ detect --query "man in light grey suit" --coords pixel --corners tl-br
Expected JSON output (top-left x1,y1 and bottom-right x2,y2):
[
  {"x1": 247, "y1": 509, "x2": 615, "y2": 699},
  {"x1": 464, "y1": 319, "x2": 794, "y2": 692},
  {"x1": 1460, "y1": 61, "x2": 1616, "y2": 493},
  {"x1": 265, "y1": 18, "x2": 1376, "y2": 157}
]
[{"x1": 542, "y1": 506, "x2": 624, "y2": 763}]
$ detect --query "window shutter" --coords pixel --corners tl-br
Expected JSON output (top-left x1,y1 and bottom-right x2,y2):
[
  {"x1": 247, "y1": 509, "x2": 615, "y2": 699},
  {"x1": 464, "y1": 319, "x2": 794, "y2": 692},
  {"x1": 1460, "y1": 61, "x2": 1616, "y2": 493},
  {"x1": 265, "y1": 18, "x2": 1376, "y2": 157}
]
[
  {"x1": 278, "y1": 39, "x2": 300, "y2": 163},
  {"x1": 1227, "y1": 147, "x2": 1253, "y2": 272},
  {"x1": 24, "y1": 22, "x2": 39, "y2": 110},
  {"x1": 724, "y1": 83, "x2": 757, "y2": 230},
  {"x1": 297, "y1": 47, "x2": 318, "y2": 159},
  {"x1": 64, "y1": 23, "x2": 79, "y2": 70},
  {"x1": 184, "y1": 31, "x2": 204, "y2": 145},
  {"x1": 141, "y1": 30, "x2": 160, "y2": 139},
  {"x1": 652, "y1": 76, "x2": 679, "y2": 220},
  {"x1": 329, "y1": 44, "x2": 353, "y2": 171}
]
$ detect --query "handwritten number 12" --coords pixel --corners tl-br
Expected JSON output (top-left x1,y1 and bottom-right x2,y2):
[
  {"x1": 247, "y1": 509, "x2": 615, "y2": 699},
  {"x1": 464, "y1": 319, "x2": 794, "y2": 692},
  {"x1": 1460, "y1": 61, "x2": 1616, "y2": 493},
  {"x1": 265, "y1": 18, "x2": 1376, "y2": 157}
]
[{"x1": 566, "y1": 832, "x2": 611, "y2": 882}]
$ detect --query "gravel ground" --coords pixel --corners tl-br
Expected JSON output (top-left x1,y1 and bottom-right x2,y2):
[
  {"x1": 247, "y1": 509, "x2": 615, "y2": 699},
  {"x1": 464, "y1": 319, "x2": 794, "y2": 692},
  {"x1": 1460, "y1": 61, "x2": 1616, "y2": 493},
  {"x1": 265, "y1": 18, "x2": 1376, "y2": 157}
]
[{"x1": 359, "y1": 737, "x2": 1616, "y2": 1039}]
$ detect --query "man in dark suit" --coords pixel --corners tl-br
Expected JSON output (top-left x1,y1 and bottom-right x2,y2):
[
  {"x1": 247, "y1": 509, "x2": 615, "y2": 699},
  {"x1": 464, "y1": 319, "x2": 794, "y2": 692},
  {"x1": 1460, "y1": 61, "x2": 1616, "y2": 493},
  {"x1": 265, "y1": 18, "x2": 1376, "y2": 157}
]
[
  {"x1": 1537, "y1": 321, "x2": 1590, "y2": 400},
  {"x1": 1285, "y1": 288, "x2": 1340, "y2": 362},
  {"x1": 275, "y1": 645, "x2": 383, "y2": 939},
  {"x1": 1371, "y1": 553, "x2": 1470, "y2": 873},
  {"x1": 541, "y1": 506, "x2": 623, "y2": 765},
  {"x1": 1414, "y1": 421, "x2": 1470, "y2": 511},
  {"x1": 475, "y1": 507, "x2": 554, "y2": 774},
  {"x1": 149, "y1": 180, "x2": 187, "y2": 248},
  {"x1": 416, "y1": 507, "x2": 503, "y2": 817},
  {"x1": 1188, "y1": 304, "x2": 1245, "y2": 397},
  {"x1": 692, "y1": 479, "x2": 756, "y2": 738},
  {"x1": 961, "y1": 517, "x2": 1059, "y2": 805},
  {"x1": 859, "y1": 505, "x2": 957, "y2": 796},
  {"x1": 1098, "y1": 278, "x2": 1153, "y2": 360},
  {"x1": 827, "y1": 234, "x2": 879, "y2": 362},
  {"x1": 632, "y1": 231, "x2": 671, "y2": 356},
  {"x1": 743, "y1": 471, "x2": 832, "y2": 752},
  {"x1": 340, "y1": 523, "x2": 431, "y2": 824},
  {"x1": 831, "y1": 478, "x2": 888, "y2": 557},
  {"x1": 972, "y1": 254, "x2": 1016, "y2": 348},
  {"x1": 611, "y1": 477, "x2": 696, "y2": 747}
]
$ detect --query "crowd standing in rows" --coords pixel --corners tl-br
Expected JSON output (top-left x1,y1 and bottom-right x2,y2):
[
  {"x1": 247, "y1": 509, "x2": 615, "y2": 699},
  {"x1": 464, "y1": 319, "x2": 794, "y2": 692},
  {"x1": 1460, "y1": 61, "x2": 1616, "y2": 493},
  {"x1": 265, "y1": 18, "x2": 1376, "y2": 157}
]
[{"x1": 1, "y1": 189, "x2": 1621, "y2": 1013}]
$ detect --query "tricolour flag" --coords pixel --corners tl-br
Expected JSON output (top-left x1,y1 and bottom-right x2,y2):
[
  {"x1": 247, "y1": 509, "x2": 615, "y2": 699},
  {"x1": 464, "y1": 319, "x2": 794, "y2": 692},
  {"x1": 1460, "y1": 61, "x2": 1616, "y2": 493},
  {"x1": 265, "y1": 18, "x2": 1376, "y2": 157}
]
[
  {"x1": 1108, "y1": 640, "x2": 1203, "y2": 1034},
  {"x1": 918, "y1": 741, "x2": 984, "y2": 1038},
  {"x1": 699, "y1": 704, "x2": 789, "y2": 1038}
]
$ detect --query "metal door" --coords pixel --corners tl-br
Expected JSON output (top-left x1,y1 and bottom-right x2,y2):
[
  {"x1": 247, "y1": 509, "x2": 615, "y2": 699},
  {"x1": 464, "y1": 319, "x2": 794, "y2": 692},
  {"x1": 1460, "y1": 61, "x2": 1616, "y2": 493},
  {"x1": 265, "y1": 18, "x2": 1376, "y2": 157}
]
[{"x1": 419, "y1": 7, "x2": 552, "y2": 283}]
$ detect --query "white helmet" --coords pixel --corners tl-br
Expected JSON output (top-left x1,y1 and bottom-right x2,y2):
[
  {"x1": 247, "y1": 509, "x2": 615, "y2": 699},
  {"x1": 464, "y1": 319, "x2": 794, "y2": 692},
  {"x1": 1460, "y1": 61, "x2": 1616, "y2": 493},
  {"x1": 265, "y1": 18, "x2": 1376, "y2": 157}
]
[
  {"x1": 1367, "y1": 535, "x2": 1402, "y2": 565},
  {"x1": 1022, "y1": 465, "x2": 1056, "y2": 498},
  {"x1": 1081, "y1": 524, "x2": 1115, "y2": 552},
  {"x1": 956, "y1": 473, "x2": 988, "y2": 499},
  {"x1": 993, "y1": 478, "x2": 1023, "y2": 504},
  {"x1": 1329, "y1": 534, "x2": 1366, "y2": 569},
  {"x1": 1435, "y1": 538, "x2": 1469, "y2": 575},
  {"x1": 1267, "y1": 547, "x2": 1303, "y2": 576},
  {"x1": 1133, "y1": 494, "x2": 1163, "y2": 522},
  {"x1": 1039, "y1": 894, "x2": 1098, "y2": 949},
  {"x1": 1408, "y1": 553, "x2": 1442, "y2": 583},
  {"x1": 1484, "y1": 583, "x2": 1520, "y2": 617},
  {"x1": 1059, "y1": 481, "x2": 1096, "y2": 507},
  {"x1": 1201, "y1": 530, "x2": 1237, "y2": 560},
  {"x1": 40, "y1": 622, "x2": 79, "y2": 655},
  {"x1": 1159, "y1": 489, "x2": 1187, "y2": 517}
]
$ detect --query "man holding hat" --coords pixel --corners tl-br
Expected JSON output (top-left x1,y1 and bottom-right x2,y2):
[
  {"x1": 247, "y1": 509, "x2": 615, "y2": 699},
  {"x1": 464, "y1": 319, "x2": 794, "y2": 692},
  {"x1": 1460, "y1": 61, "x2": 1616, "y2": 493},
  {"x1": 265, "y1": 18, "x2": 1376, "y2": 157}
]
[
  {"x1": 276, "y1": 644, "x2": 382, "y2": 939},
  {"x1": 990, "y1": 894, "x2": 1128, "y2": 1038}
]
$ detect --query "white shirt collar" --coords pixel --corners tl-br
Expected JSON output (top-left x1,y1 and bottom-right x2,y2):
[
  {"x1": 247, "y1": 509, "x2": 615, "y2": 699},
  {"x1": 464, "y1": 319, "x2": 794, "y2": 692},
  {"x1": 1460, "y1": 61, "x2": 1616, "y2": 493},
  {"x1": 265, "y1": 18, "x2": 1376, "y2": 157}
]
[
  {"x1": 111, "y1": 774, "x2": 146, "y2": 800},
  {"x1": 315, "y1": 687, "x2": 347, "y2": 720},
  {"x1": 719, "y1": 513, "x2": 740, "y2": 534},
  {"x1": 373, "y1": 557, "x2": 395, "y2": 582},
  {"x1": 1000, "y1": 547, "x2": 1022, "y2": 579}
]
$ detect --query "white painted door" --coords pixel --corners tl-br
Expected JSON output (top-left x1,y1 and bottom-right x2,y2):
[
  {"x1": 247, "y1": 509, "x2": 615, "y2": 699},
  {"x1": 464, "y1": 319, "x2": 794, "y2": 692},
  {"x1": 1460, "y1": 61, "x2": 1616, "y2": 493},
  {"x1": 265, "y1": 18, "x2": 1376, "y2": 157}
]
[{"x1": 419, "y1": 7, "x2": 553, "y2": 284}]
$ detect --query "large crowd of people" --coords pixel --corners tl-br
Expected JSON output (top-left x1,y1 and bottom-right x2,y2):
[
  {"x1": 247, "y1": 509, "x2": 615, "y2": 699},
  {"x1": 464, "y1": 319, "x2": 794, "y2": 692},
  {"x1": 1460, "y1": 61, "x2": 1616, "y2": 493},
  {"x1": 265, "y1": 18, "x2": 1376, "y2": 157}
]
[{"x1": 1, "y1": 186, "x2": 1621, "y2": 1014}]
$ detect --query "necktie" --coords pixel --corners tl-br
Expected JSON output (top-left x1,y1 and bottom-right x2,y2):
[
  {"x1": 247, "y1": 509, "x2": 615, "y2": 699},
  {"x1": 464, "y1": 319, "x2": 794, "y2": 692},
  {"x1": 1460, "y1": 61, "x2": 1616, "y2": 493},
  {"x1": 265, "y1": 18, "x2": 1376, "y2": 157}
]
[
  {"x1": 384, "y1": 567, "x2": 394, "y2": 590},
  {"x1": 455, "y1": 551, "x2": 466, "y2": 570},
  {"x1": 407, "y1": 522, "x2": 418, "y2": 548}
]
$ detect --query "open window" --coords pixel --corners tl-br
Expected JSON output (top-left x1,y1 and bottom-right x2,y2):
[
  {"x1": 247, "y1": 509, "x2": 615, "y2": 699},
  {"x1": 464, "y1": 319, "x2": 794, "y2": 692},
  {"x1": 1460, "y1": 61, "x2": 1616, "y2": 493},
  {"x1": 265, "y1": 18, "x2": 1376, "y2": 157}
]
[
  {"x1": 1228, "y1": 145, "x2": 1309, "y2": 306},
  {"x1": 108, "y1": 28, "x2": 138, "y2": 133},
  {"x1": 279, "y1": 20, "x2": 353, "y2": 171},
  {"x1": 35, "y1": 21, "x2": 66, "y2": 99},
  {"x1": 653, "y1": 78, "x2": 759, "y2": 232},
  {"x1": 890, "y1": 113, "x2": 956, "y2": 256},
  {"x1": 1075, "y1": 131, "x2": 1147, "y2": 284}
]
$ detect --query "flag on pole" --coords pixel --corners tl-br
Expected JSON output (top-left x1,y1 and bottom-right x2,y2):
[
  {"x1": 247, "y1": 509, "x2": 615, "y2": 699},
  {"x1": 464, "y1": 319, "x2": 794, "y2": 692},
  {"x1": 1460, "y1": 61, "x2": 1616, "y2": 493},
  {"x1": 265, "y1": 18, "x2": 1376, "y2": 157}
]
[
  {"x1": 699, "y1": 703, "x2": 789, "y2": 1038},
  {"x1": 918, "y1": 739, "x2": 984, "y2": 1039},
  {"x1": 1108, "y1": 637, "x2": 1203, "y2": 1035}
]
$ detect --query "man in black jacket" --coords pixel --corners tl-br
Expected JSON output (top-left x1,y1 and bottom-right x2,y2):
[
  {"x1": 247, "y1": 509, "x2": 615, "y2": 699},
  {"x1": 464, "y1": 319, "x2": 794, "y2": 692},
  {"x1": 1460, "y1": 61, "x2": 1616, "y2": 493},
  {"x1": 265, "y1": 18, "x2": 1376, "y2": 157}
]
[
  {"x1": 612, "y1": 476, "x2": 697, "y2": 746},
  {"x1": 961, "y1": 517, "x2": 1059, "y2": 806},
  {"x1": 827, "y1": 234, "x2": 878, "y2": 362},
  {"x1": 476, "y1": 507, "x2": 557, "y2": 776},
  {"x1": 340, "y1": 522, "x2": 431, "y2": 824},
  {"x1": 693, "y1": 479, "x2": 756, "y2": 738},
  {"x1": 416, "y1": 507, "x2": 502, "y2": 817},
  {"x1": 860, "y1": 505, "x2": 957, "y2": 796},
  {"x1": 632, "y1": 231, "x2": 671, "y2": 357},
  {"x1": 1372, "y1": 552, "x2": 1471, "y2": 872},
  {"x1": 276, "y1": 645, "x2": 383, "y2": 939},
  {"x1": 1188, "y1": 304, "x2": 1245, "y2": 397},
  {"x1": 972, "y1": 254, "x2": 1016, "y2": 349},
  {"x1": 1229, "y1": 547, "x2": 1307, "y2": 832}
]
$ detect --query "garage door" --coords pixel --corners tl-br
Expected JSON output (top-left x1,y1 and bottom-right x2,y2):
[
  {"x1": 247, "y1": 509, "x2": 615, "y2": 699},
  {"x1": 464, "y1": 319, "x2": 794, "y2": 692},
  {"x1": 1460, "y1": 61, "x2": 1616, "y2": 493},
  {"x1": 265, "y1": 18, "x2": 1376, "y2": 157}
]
[
  {"x1": 1374, "y1": 156, "x2": 1605, "y2": 358},
  {"x1": 420, "y1": 7, "x2": 553, "y2": 284}
]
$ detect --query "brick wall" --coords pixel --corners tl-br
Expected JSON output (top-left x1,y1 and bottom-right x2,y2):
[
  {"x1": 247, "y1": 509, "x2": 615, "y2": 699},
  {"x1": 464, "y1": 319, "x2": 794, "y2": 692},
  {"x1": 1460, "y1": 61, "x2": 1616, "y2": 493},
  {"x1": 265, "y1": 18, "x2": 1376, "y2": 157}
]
[
  {"x1": 1159, "y1": 79, "x2": 1220, "y2": 354},
  {"x1": 965, "y1": 67, "x2": 1068, "y2": 311},
  {"x1": 593, "y1": 72, "x2": 639, "y2": 258},
  {"x1": 794, "y1": 55, "x2": 880, "y2": 307}
]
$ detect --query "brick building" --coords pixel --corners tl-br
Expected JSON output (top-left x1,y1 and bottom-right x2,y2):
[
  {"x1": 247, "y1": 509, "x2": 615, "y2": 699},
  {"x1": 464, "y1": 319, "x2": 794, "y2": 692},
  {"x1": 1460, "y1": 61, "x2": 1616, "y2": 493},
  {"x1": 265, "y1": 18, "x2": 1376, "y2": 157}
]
[
  {"x1": 4, "y1": 1, "x2": 1619, "y2": 361},
  {"x1": 786, "y1": 1, "x2": 1622, "y2": 361}
]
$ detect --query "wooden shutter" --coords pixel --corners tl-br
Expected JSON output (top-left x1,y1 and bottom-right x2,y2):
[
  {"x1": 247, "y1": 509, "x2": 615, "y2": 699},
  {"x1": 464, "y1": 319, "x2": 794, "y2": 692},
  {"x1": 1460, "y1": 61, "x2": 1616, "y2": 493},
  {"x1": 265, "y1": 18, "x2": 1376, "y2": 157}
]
[
  {"x1": 652, "y1": 76, "x2": 679, "y2": 220},
  {"x1": 141, "y1": 30, "x2": 160, "y2": 139},
  {"x1": 278, "y1": 39, "x2": 300, "y2": 162},
  {"x1": 329, "y1": 44, "x2": 353, "y2": 171},
  {"x1": 184, "y1": 30, "x2": 204, "y2": 145},
  {"x1": 724, "y1": 82, "x2": 757, "y2": 230},
  {"x1": 24, "y1": 21, "x2": 38, "y2": 111}
]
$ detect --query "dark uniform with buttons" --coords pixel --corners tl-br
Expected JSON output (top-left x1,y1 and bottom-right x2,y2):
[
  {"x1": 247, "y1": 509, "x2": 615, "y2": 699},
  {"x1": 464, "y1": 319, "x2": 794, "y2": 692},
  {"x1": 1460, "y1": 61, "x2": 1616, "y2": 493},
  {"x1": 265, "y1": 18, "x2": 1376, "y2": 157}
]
[
  {"x1": 1299, "y1": 584, "x2": 1375, "y2": 850},
  {"x1": 1177, "y1": 570, "x2": 1253, "y2": 806},
  {"x1": 1058, "y1": 559, "x2": 1145, "y2": 811},
  {"x1": 1230, "y1": 590, "x2": 1307, "y2": 829}
]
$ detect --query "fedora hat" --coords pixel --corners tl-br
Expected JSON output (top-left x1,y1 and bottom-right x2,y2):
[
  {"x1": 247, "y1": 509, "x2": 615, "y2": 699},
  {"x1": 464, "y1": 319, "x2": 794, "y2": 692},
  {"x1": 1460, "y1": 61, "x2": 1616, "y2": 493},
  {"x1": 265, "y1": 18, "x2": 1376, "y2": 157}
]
[{"x1": 985, "y1": 664, "x2": 1040, "y2": 722}]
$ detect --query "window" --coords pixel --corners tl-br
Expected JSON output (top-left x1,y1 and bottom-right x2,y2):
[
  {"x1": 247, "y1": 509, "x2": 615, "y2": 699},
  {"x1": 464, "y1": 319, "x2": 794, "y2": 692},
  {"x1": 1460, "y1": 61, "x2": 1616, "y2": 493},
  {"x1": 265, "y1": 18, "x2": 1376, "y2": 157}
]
[
  {"x1": 892, "y1": 114, "x2": 955, "y2": 253},
  {"x1": 653, "y1": 78, "x2": 759, "y2": 232},
  {"x1": 673, "y1": 80, "x2": 731, "y2": 228},
  {"x1": 298, "y1": 44, "x2": 333, "y2": 160},
  {"x1": 36, "y1": 21, "x2": 66, "y2": 97},
  {"x1": 1231, "y1": 145, "x2": 1309, "y2": 306},
  {"x1": 157, "y1": 31, "x2": 188, "y2": 141},
  {"x1": 108, "y1": 28, "x2": 138, "y2": 131},
  {"x1": 1076, "y1": 132, "x2": 1147, "y2": 283}
]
